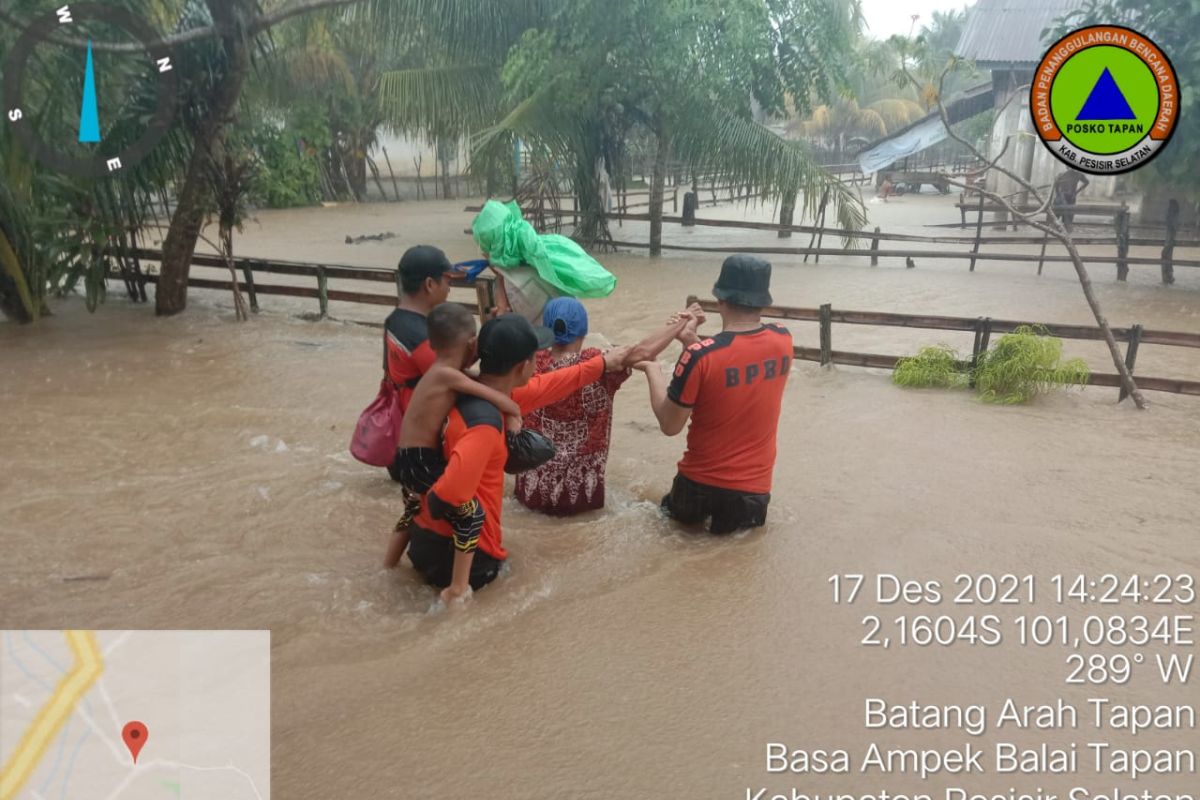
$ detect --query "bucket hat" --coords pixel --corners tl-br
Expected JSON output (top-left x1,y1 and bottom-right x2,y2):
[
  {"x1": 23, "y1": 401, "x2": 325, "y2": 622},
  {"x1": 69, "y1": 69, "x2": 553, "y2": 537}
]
[{"x1": 712, "y1": 255, "x2": 772, "y2": 308}]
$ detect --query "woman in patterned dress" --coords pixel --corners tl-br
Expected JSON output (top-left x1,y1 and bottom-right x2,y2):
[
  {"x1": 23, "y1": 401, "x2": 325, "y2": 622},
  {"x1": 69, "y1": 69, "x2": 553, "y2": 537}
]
[{"x1": 515, "y1": 298, "x2": 686, "y2": 515}]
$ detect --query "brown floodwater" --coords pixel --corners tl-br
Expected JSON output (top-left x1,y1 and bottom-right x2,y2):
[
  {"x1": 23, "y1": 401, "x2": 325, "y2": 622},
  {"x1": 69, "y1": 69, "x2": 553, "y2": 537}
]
[{"x1": 2, "y1": 196, "x2": 1198, "y2": 798}]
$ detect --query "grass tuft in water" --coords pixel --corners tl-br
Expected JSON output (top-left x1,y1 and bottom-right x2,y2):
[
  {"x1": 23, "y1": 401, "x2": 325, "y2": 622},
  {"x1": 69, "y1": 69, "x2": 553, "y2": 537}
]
[
  {"x1": 892, "y1": 345, "x2": 968, "y2": 389},
  {"x1": 973, "y1": 325, "x2": 1089, "y2": 404},
  {"x1": 892, "y1": 327, "x2": 1090, "y2": 404}
]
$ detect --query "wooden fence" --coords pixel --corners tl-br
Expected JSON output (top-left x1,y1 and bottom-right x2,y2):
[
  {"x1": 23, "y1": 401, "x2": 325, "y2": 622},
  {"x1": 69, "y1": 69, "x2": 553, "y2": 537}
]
[
  {"x1": 508, "y1": 207, "x2": 1200, "y2": 279},
  {"x1": 685, "y1": 297, "x2": 1200, "y2": 399},
  {"x1": 106, "y1": 249, "x2": 1200, "y2": 399},
  {"x1": 123, "y1": 249, "x2": 497, "y2": 319}
]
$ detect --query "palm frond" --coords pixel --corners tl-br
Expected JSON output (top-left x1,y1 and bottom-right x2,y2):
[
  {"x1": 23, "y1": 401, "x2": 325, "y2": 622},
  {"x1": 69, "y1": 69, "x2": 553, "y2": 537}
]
[
  {"x1": 378, "y1": 65, "x2": 501, "y2": 136},
  {"x1": 673, "y1": 106, "x2": 867, "y2": 232},
  {"x1": 358, "y1": 0, "x2": 549, "y2": 62}
]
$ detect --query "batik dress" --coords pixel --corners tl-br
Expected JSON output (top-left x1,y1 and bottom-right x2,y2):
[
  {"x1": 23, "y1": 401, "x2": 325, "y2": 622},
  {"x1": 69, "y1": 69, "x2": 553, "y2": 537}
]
[{"x1": 514, "y1": 348, "x2": 631, "y2": 515}]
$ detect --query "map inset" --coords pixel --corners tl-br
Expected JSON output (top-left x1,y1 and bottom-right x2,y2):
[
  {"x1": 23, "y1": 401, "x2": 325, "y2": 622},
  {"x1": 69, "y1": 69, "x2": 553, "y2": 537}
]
[{"x1": 1, "y1": 631, "x2": 269, "y2": 800}]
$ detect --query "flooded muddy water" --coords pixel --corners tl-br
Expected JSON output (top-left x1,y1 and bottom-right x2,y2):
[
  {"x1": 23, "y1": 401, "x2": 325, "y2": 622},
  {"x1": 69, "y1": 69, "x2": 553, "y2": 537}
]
[{"x1": 2, "y1": 196, "x2": 1198, "y2": 798}]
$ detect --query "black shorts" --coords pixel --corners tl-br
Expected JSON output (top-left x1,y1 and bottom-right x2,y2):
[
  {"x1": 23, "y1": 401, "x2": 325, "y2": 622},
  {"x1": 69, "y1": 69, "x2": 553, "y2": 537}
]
[
  {"x1": 407, "y1": 525, "x2": 503, "y2": 590},
  {"x1": 394, "y1": 447, "x2": 447, "y2": 495},
  {"x1": 661, "y1": 473, "x2": 770, "y2": 535}
]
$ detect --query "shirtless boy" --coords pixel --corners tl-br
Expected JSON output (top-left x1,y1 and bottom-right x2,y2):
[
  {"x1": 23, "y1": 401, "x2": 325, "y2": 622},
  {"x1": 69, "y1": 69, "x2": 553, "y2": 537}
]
[{"x1": 382, "y1": 303, "x2": 522, "y2": 568}]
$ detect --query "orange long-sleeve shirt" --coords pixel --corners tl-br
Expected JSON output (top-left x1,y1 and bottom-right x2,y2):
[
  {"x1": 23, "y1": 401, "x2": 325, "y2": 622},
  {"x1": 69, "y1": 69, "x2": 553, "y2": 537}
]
[{"x1": 413, "y1": 355, "x2": 607, "y2": 560}]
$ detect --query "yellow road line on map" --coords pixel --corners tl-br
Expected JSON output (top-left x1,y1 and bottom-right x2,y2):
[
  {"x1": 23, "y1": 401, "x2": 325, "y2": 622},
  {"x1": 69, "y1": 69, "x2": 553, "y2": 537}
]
[{"x1": 0, "y1": 631, "x2": 104, "y2": 800}]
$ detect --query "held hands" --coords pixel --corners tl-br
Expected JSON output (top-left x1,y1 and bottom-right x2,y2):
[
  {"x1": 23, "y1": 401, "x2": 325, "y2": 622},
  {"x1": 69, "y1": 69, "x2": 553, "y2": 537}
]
[
  {"x1": 632, "y1": 360, "x2": 660, "y2": 373},
  {"x1": 668, "y1": 303, "x2": 706, "y2": 345},
  {"x1": 602, "y1": 344, "x2": 633, "y2": 372},
  {"x1": 505, "y1": 413, "x2": 523, "y2": 433}
]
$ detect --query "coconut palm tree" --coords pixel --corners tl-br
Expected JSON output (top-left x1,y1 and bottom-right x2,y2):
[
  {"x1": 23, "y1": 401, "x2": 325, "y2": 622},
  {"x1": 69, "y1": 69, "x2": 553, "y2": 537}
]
[
  {"x1": 4, "y1": 0, "x2": 869, "y2": 318},
  {"x1": 374, "y1": 0, "x2": 868, "y2": 253}
]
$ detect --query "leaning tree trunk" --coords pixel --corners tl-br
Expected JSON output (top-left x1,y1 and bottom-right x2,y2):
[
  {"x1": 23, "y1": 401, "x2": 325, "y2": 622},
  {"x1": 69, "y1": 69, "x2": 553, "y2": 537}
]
[
  {"x1": 1061, "y1": 237, "x2": 1148, "y2": 409},
  {"x1": 648, "y1": 119, "x2": 669, "y2": 256},
  {"x1": 155, "y1": 9, "x2": 251, "y2": 316}
]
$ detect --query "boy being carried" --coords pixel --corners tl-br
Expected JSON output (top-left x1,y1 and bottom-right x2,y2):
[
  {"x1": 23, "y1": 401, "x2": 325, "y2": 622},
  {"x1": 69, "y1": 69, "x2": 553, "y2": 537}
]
[{"x1": 383, "y1": 303, "x2": 523, "y2": 568}]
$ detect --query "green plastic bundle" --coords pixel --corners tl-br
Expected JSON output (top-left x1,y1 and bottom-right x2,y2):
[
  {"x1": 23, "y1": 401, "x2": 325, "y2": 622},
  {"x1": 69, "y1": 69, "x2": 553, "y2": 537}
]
[{"x1": 472, "y1": 200, "x2": 617, "y2": 298}]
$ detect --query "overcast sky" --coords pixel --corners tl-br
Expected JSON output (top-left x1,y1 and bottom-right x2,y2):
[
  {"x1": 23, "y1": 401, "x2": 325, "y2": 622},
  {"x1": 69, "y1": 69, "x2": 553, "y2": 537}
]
[{"x1": 858, "y1": 0, "x2": 974, "y2": 39}]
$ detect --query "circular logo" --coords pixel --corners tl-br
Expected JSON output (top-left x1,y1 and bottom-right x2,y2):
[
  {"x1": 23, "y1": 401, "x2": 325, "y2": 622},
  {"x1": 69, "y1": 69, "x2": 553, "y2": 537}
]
[
  {"x1": 1031, "y1": 25, "x2": 1178, "y2": 175},
  {"x1": 2, "y1": 2, "x2": 179, "y2": 179}
]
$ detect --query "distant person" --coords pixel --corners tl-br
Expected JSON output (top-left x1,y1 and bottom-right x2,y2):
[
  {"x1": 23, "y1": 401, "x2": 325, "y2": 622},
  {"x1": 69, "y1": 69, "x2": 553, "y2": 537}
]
[
  {"x1": 515, "y1": 298, "x2": 687, "y2": 516},
  {"x1": 1053, "y1": 170, "x2": 1090, "y2": 230},
  {"x1": 405, "y1": 314, "x2": 630, "y2": 601},
  {"x1": 382, "y1": 245, "x2": 457, "y2": 482},
  {"x1": 383, "y1": 304, "x2": 524, "y2": 568},
  {"x1": 878, "y1": 176, "x2": 894, "y2": 203},
  {"x1": 634, "y1": 256, "x2": 793, "y2": 534}
]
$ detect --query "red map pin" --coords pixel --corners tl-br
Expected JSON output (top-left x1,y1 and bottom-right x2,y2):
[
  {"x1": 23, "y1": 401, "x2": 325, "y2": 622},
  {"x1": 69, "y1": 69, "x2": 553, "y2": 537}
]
[{"x1": 121, "y1": 721, "x2": 149, "y2": 763}]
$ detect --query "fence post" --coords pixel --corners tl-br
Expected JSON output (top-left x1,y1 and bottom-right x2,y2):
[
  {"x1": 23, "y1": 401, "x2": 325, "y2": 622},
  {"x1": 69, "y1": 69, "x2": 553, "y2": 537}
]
[
  {"x1": 316, "y1": 266, "x2": 329, "y2": 318},
  {"x1": 969, "y1": 193, "x2": 984, "y2": 271},
  {"x1": 819, "y1": 303, "x2": 832, "y2": 366},
  {"x1": 241, "y1": 261, "x2": 259, "y2": 312},
  {"x1": 1036, "y1": 227, "x2": 1049, "y2": 276},
  {"x1": 969, "y1": 317, "x2": 984, "y2": 387},
  {"x1": 806, "y1": 189, "x2": 829, "y2": 264},
  {"x1": 979, "y1": 317, "x2": 993, "y2": 354},
  {"x1": 682, "y1": 192, "x2": 697, "y2": 226},
  {"x1": 1118, "y1": 324, "x2": 1143, "y2": 403},
  {"x1": 968, "y1": 316, "x2": 992, "y2": 387},
  {"x1": 813, "y1": 199, "x2": 827, "y2": 264},
  {"x1": 870, "y1": 226, "x2": 880, "y2": 266},
  {"x1": 1115, "y1": 205, "x2": 1130, "y2": 281},
  {"x1": 1161, "y1": 199, "x2": 1179, "y2": 285}
]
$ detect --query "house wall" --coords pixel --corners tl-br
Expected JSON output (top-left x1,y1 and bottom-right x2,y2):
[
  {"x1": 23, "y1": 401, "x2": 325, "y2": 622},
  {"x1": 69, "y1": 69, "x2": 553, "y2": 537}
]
[
  {"x1": 986, "y1": 68, "x2": 1116, "y2": 205},
  {"x1": 369, "y1": 131, "x2": 471, "y2": 178}
]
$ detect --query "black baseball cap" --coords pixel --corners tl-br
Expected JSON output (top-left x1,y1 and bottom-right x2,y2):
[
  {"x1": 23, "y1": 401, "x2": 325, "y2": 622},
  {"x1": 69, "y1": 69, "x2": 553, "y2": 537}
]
[
  {"x1": 478, "y1": 313, "x2": 555, "y2": 374},
  {"x1": 397, "y1": 245, "x2": 454, "y2": 287}
]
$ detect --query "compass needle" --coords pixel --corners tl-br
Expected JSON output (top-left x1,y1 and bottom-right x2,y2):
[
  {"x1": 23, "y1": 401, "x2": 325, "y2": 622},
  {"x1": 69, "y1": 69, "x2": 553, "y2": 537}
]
[
  {"x1": 79, "y1": 39, "x2": 101, "y2": 144},
  {"x1": 4, "y1": 4, "x2": 179, "y2": 178}
]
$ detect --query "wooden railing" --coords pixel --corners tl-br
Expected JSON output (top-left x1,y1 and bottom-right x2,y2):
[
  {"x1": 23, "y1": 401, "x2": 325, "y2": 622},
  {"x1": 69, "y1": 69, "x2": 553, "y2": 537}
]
[
  {"x1": 122, "y1": 249, "x2": 497, "y2": 319},
  {"x1": 503, "y1": 207, "x2": 1199, "y2": 279},
  {"x1": 687, "y1": 297, "x2": 1200, "y2": 400}
]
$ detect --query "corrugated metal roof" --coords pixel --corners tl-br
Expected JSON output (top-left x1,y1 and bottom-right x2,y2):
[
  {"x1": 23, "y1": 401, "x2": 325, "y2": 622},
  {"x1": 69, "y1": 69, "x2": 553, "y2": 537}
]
[{"x1": 954, "y1": 0, "x2": 1088, "y2": 66}]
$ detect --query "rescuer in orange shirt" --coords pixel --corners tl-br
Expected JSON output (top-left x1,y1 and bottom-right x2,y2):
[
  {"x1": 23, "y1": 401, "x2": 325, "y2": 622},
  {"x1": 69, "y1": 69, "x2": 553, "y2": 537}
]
[
  {"x1": 406, "y1": 314, "x2": 632, "y2": 602},
  {"x1": 635, "y1": 255, "x2": 793, "y2": 534}
]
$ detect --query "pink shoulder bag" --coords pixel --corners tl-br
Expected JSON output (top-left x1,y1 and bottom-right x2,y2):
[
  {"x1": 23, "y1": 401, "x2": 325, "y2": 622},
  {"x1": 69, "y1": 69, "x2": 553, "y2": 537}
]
[{"x1": 349, "y1": 337, "x2": 403, "y2": 466}]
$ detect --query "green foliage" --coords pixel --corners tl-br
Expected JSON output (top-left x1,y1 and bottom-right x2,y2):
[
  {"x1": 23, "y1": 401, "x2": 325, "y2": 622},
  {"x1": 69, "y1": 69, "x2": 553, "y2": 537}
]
[
  {"x1": 246, "y1": 120, "x2": 323, "y2": 209},
  {"x1": 256, "y1": 14, "x2": 355, "y2": 200},
  {"x1": 974, "y1": 326, "x2": 1090, "y2": 405},
  {"x1": 892, "y1": 345, "x2": 968, "y2": 389},
  {"x1": 892, "y1": 328, "x2": 1090, "y2": 404},
  {"x1": 478, "y1": 0, "x2": 868, "y2": 237}
]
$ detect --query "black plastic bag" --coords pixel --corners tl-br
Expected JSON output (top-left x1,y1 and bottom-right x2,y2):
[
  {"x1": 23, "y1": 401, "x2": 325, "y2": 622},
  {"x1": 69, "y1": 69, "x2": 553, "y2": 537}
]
[{"x1": 505, "y1": 429, "x2": 556, "y2": 474}]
